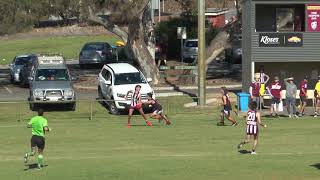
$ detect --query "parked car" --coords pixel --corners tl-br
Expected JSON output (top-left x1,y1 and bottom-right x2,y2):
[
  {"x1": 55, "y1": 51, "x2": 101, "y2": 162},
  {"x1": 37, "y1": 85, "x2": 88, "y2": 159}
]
[
  {"x1": 79, "y1": 42, "x2": 116, "y2": 69},
  {"x1": 225, "y1": 34, "x2": 242, "y2": 64},
  {"x1": 29, "y1": 55, "x2": 76, "y2": 111},
  {"x1": 19, "y1": 56, "x2": 37, "y2": 87},
  {"x1": 182, "y1": 39, "x2": 198, "y2": 63},
  {"x1": 9, "y1": 55, "x2": 36, "y2": 84},
  {"x1": 98, "y1": 63, "x2": 154, "y2": 115}
]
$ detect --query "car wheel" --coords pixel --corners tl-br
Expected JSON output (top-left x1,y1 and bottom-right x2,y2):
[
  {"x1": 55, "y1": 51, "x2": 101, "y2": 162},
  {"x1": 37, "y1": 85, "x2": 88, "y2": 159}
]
[
  {"x1": 80, "y1": 64, "x2": 86, "y2": 69},
  {"x1": 30, "y1": 103, "x2": 37, "y2": 111},
  {"x1": 109, "y1": 100, "x2": 119, "y2": 115},
  {"x1": 68, "y1": 103, "x2": 76, "y2": 111},
  {"x1": 10, "y1": 75, "x2": 14, "y2": 84}
]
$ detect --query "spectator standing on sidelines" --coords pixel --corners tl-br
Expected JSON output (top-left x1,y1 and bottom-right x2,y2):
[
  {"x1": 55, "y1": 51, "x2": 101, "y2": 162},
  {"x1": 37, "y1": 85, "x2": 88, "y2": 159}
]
[
  {"x1": 284, "y1": 77, "x2": 298, "y2": 118},
  {"x1": 298, "y1": 76, "x2": 308, "y2": 117},
  {"x1": 258, "y1": 65, "x2": 270, "y2": 97},
  {"x1": 314, "y1": 76, "x2": 320, "y2": 117},
  {"x1": 268, "y1": 76, "x2": 283, "y2": 118},
  {"x1": 250, "y1": 73, "x2": 261, "y2": 109}
]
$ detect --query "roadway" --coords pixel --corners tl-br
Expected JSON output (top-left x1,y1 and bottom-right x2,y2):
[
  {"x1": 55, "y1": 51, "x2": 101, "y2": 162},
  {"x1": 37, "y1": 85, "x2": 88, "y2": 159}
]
[{"x1": 0, "y1": 60, "x2": 242, "y2": 101}]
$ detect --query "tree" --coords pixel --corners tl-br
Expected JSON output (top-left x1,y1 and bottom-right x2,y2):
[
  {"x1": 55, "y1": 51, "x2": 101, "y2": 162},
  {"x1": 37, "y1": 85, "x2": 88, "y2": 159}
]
[
  {"x1": 50, "y1": 0, "x2": 81, "y2": 24},
  {"x1": 84, "y1": 0, "x2": 159, "y2": 84}
]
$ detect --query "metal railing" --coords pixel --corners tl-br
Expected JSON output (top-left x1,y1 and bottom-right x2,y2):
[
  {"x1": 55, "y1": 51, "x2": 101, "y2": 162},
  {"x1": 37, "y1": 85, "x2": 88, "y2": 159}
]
[{"x1": 0, "y1": 97, "x2": 220, "y2": 123}]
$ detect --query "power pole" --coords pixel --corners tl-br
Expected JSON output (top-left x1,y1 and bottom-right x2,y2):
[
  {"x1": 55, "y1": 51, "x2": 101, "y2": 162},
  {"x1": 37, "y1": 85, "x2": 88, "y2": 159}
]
[{"x1": 198, "y1": 0, "x2": 206, "y2": 106}]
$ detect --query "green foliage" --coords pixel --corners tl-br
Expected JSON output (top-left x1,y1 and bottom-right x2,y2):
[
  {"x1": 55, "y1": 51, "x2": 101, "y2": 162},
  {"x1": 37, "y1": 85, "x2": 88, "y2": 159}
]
[
  {"x1": 0, "y1": 0, "x2": 37, "y2": 35},
  {"x1": 50, "y1": 0, "x2": 80, "y2": 21},
  {"x1": 155, "y1": 16, "x2": 220, "y2": 59}
]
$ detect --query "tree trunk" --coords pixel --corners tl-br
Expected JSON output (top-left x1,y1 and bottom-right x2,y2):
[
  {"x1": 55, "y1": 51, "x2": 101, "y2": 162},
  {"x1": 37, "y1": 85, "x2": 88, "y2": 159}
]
[
  {"x1": 127, "y1": 17, "x2": 159, "y2": 84},
  {"x1": 204, "y1": 30, "x2": 230, "y2": 71}
]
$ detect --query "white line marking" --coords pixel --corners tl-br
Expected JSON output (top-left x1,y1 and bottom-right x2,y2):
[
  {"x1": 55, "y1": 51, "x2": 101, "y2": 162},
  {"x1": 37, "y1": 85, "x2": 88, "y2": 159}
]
[{"x1": 4, "y1": 86, "x2": 12, "y2": 94}]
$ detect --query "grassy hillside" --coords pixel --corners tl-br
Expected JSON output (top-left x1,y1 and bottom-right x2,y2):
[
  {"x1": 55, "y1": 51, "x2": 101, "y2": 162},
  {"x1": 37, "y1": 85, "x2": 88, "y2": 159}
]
[{"x1": 0, "y1": 35, "x2": 120, "y2": 65}]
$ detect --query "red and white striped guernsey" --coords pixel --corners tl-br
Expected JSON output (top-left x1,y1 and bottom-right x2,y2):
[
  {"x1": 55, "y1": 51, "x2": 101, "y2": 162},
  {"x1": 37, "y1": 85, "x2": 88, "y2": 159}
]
[
  {"x1": 246, "y1": 110, "x2": 258, "y2": 135},
  {"x1": 130, "y1": 91, "x2": 141, "y2": 107}
]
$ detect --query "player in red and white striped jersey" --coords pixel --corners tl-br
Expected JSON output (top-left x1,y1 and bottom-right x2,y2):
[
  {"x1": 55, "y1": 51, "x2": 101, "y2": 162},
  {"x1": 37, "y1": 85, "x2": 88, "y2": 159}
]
[
  {"x1": 237, "y1": 101, "x2": 267, "y2": 155},
  {"x1": 125, "y1": 85, "x2": 152, "y2": 128}
]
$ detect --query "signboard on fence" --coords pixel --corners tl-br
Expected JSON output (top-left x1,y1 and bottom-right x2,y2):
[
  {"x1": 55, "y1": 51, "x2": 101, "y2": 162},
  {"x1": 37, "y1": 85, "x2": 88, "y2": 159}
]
[
  {"x1": 259, "y1": 33, "x2": 303, "y2": 47},
  {"x1": 177, "y1": 27, "x2": 187, "y2": 39},
  {"x1": 307, "y1": 4, "x2": 320, "y2": 32}
]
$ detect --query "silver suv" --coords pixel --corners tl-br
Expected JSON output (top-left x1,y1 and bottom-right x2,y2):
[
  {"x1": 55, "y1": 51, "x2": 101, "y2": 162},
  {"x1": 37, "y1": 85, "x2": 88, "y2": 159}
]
[
  {"x1": 29, "y1": 55, "x2": 76, "y2": 111},
  {"x1": 182, "y1": 39, "x2": 198, "y2": 63}
]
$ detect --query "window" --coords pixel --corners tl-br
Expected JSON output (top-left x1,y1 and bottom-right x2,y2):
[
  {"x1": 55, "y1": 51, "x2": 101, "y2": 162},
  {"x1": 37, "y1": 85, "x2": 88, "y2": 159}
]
[
  {"x1": 114, "y1": 72, "x2": 147, "y2": 85},
  {"x1": 185, "y1": 41, "x2": 198, "y2": 48},
  {"x1": 36, "y1": 69, "x2": 69, "y2": 81},
  {"x1": 105, "y1": 71, "x2": 112, "y2": 82},
  {"x1": 255, "y1": 4, "x2": 305, "y2": 32},
  {"x1": 14, "y1": 57, "x2": 32, "y2": 65},
  {"x1": 101, "y1": 69, "x2": 107, "y2": 80}
]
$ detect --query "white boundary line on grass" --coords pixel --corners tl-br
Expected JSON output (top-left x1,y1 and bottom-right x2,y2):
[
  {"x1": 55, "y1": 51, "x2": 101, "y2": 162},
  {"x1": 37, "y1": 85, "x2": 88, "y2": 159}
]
[{"x1": 3, "y1": 86, "x2": 12, "y2": 94}]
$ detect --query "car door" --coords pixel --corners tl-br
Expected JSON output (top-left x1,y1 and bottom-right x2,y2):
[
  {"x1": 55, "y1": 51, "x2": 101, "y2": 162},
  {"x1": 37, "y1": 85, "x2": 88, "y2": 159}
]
[
  {"x1": 99, "y1": 68, "x2": 108, "y2": 97},
  {"x1": 104, "y1": 70, "x2": 113, "y2": 99}
]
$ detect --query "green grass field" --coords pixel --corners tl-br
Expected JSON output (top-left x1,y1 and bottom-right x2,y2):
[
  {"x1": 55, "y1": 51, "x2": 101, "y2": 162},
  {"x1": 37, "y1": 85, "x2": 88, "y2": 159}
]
[
  {"x1": 0, "y1": 97, "x2": 320, "y2": 180},
  {"x1": 0, "y1": 35, "x2": 120, "y2": 65}
]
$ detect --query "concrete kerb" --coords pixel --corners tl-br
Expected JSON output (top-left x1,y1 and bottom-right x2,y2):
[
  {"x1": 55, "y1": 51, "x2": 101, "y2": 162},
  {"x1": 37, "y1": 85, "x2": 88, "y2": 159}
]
[
  {"x1": 74, "y1": 84, "x2": 242, "y2": 98},
  {"x1": 74, "y1": 84, "x2": 242, "y2": 91},
  {"x1": 184, "y1": 91, "x2": 239, "y2": 108}
]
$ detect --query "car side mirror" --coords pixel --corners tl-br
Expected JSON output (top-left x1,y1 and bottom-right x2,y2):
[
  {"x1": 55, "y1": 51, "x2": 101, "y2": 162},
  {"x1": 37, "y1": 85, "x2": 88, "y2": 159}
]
[
  {"x1": 28, "y1": 77, "x2": 33, "y2": 81},
  {"x1": 105, "y1": 80, "x2": 111, "y2": 85},
  {"x1": 71, "y1": 76, "x2": 78, "y2": 81},
  {"x1": 146, "y1": 78, "x2": 152, "y2": 82}
]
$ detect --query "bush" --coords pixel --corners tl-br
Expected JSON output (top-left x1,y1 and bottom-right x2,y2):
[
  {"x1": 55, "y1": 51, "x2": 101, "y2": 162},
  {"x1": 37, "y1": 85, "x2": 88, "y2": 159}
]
[{"x1": 155, "y1": 16, "x2": 220, "y2": 59}]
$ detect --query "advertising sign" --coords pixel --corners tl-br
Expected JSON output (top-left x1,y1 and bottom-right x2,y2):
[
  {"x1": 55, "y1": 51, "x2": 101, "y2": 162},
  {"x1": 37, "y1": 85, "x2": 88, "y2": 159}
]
[
  {"x1": 259, "y1": 33, "x2": 303, "y2": 47},
  {"x1": 259, "y1": 33, "x2": 284, "y2": 47},
  {"x1": 307, "y1": 4, "x2": 320, "y2": 32}
]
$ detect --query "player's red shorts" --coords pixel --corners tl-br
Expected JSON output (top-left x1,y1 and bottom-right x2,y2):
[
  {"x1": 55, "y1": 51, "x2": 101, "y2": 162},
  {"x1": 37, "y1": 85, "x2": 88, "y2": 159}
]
[{"x1": 130, "y1": 103, "x2": 142, "y2": 110}]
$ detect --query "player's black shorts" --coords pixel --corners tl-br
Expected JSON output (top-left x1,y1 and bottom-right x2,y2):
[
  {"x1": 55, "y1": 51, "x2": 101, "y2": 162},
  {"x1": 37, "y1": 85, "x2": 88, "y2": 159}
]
[
  {"x1": 31, "y1": 135, "x2": 45, "y2": 150},
  {"x1": 221, "y1": 105, "x2": 231, "y2": 116},
  {"x1": 300, "y1": 96, "x2": 307, "y2": 103},
  {"x1": 271, "y1": 97, "x2": 280, "y2": 104}
]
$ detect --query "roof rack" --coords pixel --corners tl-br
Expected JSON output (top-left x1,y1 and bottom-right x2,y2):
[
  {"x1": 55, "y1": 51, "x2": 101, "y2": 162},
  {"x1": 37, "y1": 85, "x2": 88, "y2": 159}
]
[{"x1": 37, "y1": 54, "x2": 65, "y2": 65}]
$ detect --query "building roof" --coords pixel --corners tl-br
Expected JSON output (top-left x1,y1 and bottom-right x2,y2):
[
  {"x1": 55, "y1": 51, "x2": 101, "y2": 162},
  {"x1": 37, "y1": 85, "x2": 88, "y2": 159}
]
[
  {"x1": 106, "y1": 63, "x2": 139, "y2": 74},
  {"x1": 205, "y1": 8, "x2": 229, "y2": 16}
]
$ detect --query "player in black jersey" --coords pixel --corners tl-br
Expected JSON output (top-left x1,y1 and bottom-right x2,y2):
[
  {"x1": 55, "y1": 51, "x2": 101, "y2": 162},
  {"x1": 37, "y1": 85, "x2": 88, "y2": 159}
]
[{"x1": 144, "y1": 93, "x2": 171, "y2": 125}]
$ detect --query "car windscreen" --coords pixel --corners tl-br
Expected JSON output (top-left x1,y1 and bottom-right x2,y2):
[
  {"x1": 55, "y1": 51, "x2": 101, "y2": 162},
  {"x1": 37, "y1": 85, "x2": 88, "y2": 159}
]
[
  {"x1": 83, "y1": 44, "x2": 105, "y2": 51},
  {"x1": 15, "y1": 57, "x2": 31, "y2": 65},
  {"x1": 36, "y1": 69, "x2": 69, "y2": 81},
  {"x1": 185, "y1": 41, "x2": 198, "y2": 47},
  {"x1": 114, "y1": 72, "x2": 146, "y2": 85}
]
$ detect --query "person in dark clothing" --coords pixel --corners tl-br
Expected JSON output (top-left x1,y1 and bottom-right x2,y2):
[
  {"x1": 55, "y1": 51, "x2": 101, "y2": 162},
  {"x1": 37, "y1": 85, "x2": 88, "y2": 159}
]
[
  {"x1": 217, "y1": 87, "x2": 237, "y2": 126},
  {"x1": 144, "y1": 93, "x2": 171, "y2": 125}
]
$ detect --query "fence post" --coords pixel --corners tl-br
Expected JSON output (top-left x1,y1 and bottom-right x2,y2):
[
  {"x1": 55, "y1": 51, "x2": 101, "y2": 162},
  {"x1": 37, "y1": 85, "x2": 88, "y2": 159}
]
[
  {"x1": 89, "y1": 100, "x2": 93, "y2": 120},
  {"x1": 18, "y1": 102, "x2": 21, "y2": 122}
]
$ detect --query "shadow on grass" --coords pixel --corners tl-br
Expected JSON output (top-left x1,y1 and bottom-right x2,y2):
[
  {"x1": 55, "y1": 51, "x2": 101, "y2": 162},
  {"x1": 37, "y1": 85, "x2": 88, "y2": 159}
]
[
  {"x1": 310, "y1": 163, "x2": 320, "y2": 170},
  {"x1": 24, "y1": 163, "x2": 48, "y2": 171},
  {"x1": 238, "y1": 150, "x2": 251, "y2": 154}
]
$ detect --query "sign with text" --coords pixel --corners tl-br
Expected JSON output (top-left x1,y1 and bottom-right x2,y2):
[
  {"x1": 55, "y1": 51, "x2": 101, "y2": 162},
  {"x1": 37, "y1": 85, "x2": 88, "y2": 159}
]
[
  {"x1": 307, "y1": 4, "x2": 320, "y2": 32},
  {"x1": 259, "y1": 33, "x2": 303, "y2": 47},
  {"x1": 177, "y1": 27, "x2": 187, "y2": 39}
]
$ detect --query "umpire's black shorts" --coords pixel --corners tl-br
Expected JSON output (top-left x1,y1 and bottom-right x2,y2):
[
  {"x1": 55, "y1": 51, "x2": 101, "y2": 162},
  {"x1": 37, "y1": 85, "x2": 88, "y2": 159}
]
[{"x1": 31, "y1": 135, "x2": 45, "y2": 150}]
